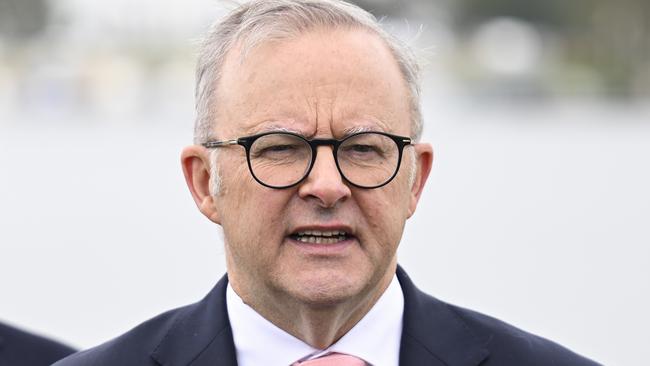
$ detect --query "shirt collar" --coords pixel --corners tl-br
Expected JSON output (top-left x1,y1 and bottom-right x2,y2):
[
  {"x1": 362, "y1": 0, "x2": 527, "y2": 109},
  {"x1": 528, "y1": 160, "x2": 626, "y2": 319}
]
[{"x1": 227, "y1": 275, "x2": 404, "y2": 366}]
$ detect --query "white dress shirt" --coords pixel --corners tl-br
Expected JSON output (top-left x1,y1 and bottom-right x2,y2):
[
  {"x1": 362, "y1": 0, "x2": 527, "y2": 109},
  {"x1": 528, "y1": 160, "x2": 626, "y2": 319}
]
[{"x1": 226, "y1": 275, "x2": 404, "y2": 366}]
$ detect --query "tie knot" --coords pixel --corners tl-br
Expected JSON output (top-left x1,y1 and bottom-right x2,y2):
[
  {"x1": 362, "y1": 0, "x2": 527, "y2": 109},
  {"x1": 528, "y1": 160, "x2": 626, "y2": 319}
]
[{"x1": 293, "y1": 352, "x2": 367, "y2": 365}]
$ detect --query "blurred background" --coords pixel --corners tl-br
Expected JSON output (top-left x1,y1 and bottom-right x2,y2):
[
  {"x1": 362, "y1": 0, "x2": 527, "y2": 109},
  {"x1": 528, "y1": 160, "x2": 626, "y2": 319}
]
[{"x1": 0, "y1": 0, "x2": 648, "y2": 364}]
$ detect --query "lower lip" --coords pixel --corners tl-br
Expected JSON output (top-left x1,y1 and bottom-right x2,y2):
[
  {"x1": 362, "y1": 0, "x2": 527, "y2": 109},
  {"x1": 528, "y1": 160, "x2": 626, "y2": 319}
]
[{"x1": 287, "y1": 236, "x2": 357, "y2": 255}]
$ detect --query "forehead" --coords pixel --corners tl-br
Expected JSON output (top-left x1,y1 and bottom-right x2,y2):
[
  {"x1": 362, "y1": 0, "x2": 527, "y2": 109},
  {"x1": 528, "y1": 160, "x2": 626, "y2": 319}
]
[{"x1": 215, "y1": 28, "x2": 411, "y2": 138}]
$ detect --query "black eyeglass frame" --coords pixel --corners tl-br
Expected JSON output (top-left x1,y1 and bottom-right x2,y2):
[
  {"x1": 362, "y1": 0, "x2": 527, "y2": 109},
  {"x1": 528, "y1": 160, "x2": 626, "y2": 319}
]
[{"x1": 202, "y1": 131, "x2": 413, "y2": 189}]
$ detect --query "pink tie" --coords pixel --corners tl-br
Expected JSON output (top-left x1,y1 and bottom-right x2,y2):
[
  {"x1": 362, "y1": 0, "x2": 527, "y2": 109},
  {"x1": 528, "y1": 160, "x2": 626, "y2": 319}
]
[{"x1": 292, "y1": 352, "x2": 367, "y2": 365}]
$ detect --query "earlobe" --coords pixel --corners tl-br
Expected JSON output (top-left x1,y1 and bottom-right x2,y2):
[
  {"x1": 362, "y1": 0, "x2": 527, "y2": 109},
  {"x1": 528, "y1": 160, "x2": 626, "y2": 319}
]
[
  {"x1": 181, "y1": 146, "x2": 222, "y2": 224},
  {"x1": 407, "y1": 143, "x2": 434, "y2": 217}
]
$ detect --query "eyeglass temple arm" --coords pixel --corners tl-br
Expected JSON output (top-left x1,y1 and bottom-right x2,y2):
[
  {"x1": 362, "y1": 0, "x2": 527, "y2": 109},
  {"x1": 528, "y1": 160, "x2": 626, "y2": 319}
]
[{"x1": 203, "y1": 140, "x2": 238, "y2": 148}]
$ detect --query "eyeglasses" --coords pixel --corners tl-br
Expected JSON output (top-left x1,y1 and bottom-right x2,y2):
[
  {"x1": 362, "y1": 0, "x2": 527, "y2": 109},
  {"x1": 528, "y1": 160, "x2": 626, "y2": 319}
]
[{"x1": 202, "y1": 131, "x2": 412, "y2": 189}]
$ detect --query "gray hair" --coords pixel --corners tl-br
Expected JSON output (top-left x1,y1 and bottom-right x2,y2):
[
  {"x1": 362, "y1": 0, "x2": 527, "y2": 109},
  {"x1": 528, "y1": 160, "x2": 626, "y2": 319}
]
[{"x1": 193, "y1": 0, "x2": 423, "y2": 145}]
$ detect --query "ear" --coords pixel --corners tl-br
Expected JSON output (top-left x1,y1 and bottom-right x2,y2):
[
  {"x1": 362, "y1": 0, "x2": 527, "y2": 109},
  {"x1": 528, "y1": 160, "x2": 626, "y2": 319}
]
[
  {"x1": 181, "y1": 145, "x2": 222, "y2": 224},
  {"x1": 407, "y1": 143, "x2": 433, "y2": 218}
]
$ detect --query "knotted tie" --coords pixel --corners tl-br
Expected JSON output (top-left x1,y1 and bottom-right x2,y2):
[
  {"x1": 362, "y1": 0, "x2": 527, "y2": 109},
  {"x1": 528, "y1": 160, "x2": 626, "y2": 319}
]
[{"x1": 292, "y1": 352, "x2": 367, "y2": 365}]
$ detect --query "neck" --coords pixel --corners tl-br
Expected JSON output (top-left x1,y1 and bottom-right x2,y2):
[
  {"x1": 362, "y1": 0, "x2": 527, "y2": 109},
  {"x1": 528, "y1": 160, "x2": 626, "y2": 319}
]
[{"x1": 228, "y1": 265, "x2": 395, "y2": 349}]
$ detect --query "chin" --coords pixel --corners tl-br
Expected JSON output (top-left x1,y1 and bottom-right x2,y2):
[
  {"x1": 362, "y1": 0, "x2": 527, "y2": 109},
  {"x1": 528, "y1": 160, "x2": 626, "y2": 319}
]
[{"x1": 283, "y1": 268, "x2": 369, "y2": 307}]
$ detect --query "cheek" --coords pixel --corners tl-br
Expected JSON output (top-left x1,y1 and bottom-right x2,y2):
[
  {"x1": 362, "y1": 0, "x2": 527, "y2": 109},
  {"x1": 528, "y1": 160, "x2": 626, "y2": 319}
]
[
  {"x1": 356, "y1": 187, "x2": 409, "y2": 245},
  {"x1": 220, "y1": 188, "x2": 292, "y2": 273},
  {"x1": 220, "y1": 169, "x2": 293, "y2": 247},
  {"x1": 217, "y1": 164, "x2": 258, "y2": 235}
]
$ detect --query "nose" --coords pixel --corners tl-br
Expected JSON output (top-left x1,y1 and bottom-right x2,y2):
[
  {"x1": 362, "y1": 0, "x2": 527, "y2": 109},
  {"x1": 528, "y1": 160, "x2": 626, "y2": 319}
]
[{"x1": 297, "y1": 146, "x2": 351, "y2": 208}]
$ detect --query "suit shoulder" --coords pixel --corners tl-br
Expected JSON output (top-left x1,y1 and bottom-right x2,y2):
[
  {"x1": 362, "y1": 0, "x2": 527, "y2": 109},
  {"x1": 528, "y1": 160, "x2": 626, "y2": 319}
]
[
  {"x1": 445, "y1": 304, "x2": 601, "y2": 366},
  {"x1": 0, "y1": 321, "x2": 76, "y2": 365},
  {"x1": 52, "y1": 304, "x2": 193, "y2": 366}
]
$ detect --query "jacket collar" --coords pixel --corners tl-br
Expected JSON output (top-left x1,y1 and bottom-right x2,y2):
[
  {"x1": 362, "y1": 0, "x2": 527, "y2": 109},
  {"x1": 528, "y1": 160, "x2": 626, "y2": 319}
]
[
  {"x1": 397, "y1": 266, "x2": 489, "y2": 366},
  {"x1": 150, "y1": 267, "x2": 489, "y2": 366},
  {"x1": 150, "y1": 274, "x2": 238, "y2": 366}
]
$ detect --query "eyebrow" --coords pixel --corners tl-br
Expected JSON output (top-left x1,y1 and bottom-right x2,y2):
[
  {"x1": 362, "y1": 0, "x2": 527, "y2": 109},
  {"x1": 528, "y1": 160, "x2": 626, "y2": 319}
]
[
  {"x1": 259, "y1": 125, "x2": 303, "y2": 134},
  {"x1": 341, "y1": 125, "x2": 380, "y2": 137},
  {"x1": 252, "y1": 123, "x2": 382, "y2": 138}
]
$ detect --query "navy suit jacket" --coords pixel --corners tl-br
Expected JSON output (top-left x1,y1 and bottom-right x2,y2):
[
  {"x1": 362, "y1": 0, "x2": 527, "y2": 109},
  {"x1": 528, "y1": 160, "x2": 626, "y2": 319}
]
[
  {"x1": 54, "y1": 266, "x2": 600, "y2": 365},
  {"x1": 0, "y1": 321, "x2": 76, "y2": 366}
]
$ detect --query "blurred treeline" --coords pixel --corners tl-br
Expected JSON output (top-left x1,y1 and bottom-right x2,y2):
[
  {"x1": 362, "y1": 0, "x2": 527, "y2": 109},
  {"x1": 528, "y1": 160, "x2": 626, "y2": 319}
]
[
  {"x1": 450, "y1": 0, "x2": 650, "y2": 99},
  {"x1": 356, "y1": 0, "x2": 650, "y2": 99},
  {"x1": 0, "y1": 0, "x2": 649, "y2": 113}
]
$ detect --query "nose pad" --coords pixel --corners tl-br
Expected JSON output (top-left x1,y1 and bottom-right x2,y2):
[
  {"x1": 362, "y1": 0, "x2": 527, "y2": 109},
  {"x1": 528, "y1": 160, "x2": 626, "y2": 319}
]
[{"x1": 298, "y1": 146, "x2": 351, "y2": 207}]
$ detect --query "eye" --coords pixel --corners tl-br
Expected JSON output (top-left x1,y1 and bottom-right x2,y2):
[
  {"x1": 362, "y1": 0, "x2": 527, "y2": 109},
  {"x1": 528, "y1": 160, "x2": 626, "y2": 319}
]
[
  {"x1": 349, "y1": 144, "x2": 375, "y2": 153},
  {"x1": 262, "y1": 144, "x2": 298, "y2": 153},
  {"x1": 253, "y1": 143, "x2": 301, "y2": 158},
  {"x1": 342, "y1": 143, "x2": 383, "y2": 155},
  {"x1": 339, "y1": 144, "x2": 386, "y2": 165},
  {"x1": 338, "y1": 133, "x2": 396, "y2": 163}
]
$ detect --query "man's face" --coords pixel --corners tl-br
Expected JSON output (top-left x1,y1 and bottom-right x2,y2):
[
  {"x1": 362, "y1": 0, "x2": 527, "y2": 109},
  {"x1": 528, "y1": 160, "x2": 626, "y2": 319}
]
[{"x1": 194, "y1": 28, "x2": 431, "y2": 308}]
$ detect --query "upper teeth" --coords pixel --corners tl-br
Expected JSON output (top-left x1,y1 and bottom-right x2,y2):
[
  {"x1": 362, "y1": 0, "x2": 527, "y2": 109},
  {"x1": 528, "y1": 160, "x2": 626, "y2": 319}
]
[{"x1": 296, "y1": 230, "x2": 347, "y2": 237}]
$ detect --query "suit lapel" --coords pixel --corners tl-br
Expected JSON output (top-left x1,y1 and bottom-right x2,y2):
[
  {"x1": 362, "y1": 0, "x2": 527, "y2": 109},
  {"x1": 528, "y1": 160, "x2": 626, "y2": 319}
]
[
  {"x1": 150, "y1": 274, "x2": 238, "y2": 366},
  {"x1": 397, "y1": 266, "x2": 489, "y2": 366},
  {"x1": 148, "y1": 267, "x2": 489, "y2": 366}
]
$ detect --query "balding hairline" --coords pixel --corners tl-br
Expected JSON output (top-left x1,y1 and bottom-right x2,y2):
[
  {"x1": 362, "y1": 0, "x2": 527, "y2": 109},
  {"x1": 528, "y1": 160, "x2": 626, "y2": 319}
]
[{"x1": 193, "y1": 0, "x2": 423, "y2": 146}]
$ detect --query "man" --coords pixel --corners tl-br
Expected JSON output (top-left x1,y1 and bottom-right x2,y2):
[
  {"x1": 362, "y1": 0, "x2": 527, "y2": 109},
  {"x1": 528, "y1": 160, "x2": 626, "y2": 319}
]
[
  {"x1": 0, "y1": 321, "x2": 75, "y2": 366},
  {"x1": 55, "y1": 1, "x2": 600, "y2": 365}
]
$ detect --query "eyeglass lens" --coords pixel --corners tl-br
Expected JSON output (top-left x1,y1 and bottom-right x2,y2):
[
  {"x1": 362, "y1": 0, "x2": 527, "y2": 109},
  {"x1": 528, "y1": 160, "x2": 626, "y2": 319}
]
[{"x1": 247, "y1": 133, "x2": 400, "y2": 188}]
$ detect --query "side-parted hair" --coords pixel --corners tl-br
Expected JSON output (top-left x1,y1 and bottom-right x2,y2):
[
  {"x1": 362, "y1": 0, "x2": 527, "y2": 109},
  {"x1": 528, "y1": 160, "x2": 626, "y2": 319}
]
[{"x1": 194, "y1": 0, "x2": 423, "y2": 144}]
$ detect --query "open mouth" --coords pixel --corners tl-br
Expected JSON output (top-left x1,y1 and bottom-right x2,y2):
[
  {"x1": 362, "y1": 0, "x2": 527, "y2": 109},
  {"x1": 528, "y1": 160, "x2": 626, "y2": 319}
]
[{"x1": 289, "y1": 230, "x2": 351, "y2": 244}]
